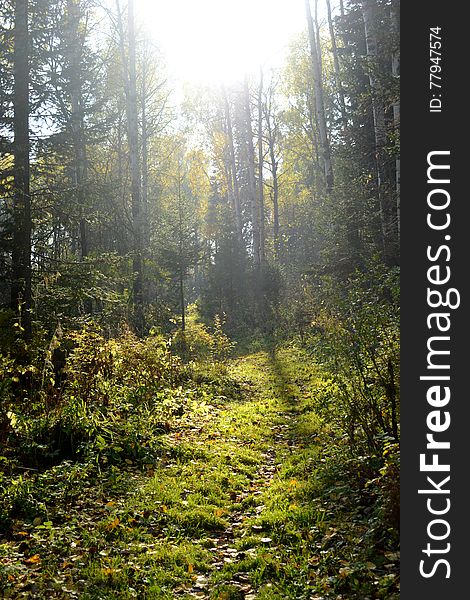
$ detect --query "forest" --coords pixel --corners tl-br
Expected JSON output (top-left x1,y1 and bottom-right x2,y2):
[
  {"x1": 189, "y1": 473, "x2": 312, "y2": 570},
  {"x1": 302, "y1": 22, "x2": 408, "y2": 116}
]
[{"x1": 0, "y1": 0, "x2": 400, "y2": 598}]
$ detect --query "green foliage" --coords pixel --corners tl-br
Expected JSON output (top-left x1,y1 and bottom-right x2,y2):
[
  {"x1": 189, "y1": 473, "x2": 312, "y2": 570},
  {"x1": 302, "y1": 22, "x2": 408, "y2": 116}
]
[
  {"x1": 306, "y1": 261, "x2": 400, "y2": 451},
  {"x1": 209, "y1": 314, "x2": 236, "y2": 362},
  {"x1": 0, "y1": 352, "x2": 18, "y2": 405},
  {"x1": 171, "y1": 308, "x2": 236, "y2": 363},
  {"x1": 171, "y1": 321, "x2": 213, "y2": 362},
  {"x1": 0, "y1": 473, "x2": 40, "y2": 528},
  {"x1": 34, "y1": 255, "x2": 130, "y2": 333}
]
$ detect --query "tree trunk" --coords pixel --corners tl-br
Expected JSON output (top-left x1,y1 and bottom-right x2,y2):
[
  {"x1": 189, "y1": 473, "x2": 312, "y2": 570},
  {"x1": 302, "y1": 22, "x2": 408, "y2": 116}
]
[
  {"x1": 243, "y1": 77, "x2": 260, "y2": 269},
  {"x1": 271, "y1": 155, "x2": 279, "y2": 260},
  {"x1": 222, "y1": 128, "x2": 236, "y2": 222},
  {"x1": 222, "y1": 85, "x2": 242, "y2": 238},
  {"x1": 257, "y1": 68, "x2": 265, "y2": 264},
  {"x1": 128, "y1": 0, "x2": 144, "y2": 333},
  {"x1": 179, "y1": 270, "x2": 185, "y2": 332},
  {"x1": 326, "y1": 0, "x2": 347, "y2": 122},
  {"x1": 66, "y1": 0, "x2": 93, "y2": 315},
  {"x1": 266, "y1": 123, "x2": 279, "y2": 260},
  {"x1": 305, "y1": 0, "x2": 333, "y2": 191},
  {"x1": 11, "y1": 0, "x2": 32, "y2": 339},
  {"x1": 262, "y1": 78, "x2": 280, "y2": 259},
  {"x1": 314, "y1": 0, "x2": 322, "y2": 81},
  {"x1": 140, "y1": 43, "x2": 152, "y2": 307},
  {"x1": 116, "y1": 0, "x2": 144, "y2": 332},
  {"x1": 67, "y1": 0, "x2": 88, "y2": 261},
  {"x1": 141, "y1": 49, "x2": 149, "y2": 246},
  {"x1": 177, "y1": 172, "x2": 185, "y2": 333},
  {"x1": 362, "y1": 0, "x2": 396, "y2": 264}
]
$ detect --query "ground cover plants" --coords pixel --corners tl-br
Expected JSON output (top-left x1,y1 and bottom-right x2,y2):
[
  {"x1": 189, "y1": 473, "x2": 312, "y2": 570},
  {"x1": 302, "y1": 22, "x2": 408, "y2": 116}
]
[{"x1": 1, "y1": 326, "x2": 399, "y2": 599}]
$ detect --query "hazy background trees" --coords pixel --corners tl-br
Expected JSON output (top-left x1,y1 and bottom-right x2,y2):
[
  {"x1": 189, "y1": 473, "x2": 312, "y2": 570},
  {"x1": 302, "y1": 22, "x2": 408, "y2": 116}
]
[{"x1": 0, "y1": 0, "x2": 400, "y2": 343}]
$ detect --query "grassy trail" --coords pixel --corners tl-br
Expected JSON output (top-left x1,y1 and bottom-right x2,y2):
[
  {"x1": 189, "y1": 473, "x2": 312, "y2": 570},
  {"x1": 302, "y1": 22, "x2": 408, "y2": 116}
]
[
  {"x1": 124, "y1": 347, "x2": 326, "y2": 599},
  {"x1": 1, "y1": 348, "x2": 399, "y2": 599}
]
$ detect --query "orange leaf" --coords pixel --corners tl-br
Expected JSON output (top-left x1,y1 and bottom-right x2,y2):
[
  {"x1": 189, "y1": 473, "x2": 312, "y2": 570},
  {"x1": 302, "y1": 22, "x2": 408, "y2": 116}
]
[
  {"x1": 106, "y1": 517, "x2": 120, "y2": 531},
  {"x1": 188, "y1": 563, "x2": 194, "y2": 574},
  {"x1": 24, "y1": 554, "x2": 41, "y2": 565}
]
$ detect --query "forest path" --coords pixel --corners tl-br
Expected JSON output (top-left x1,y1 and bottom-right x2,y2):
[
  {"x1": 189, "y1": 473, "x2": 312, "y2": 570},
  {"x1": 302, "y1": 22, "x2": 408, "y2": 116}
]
[
  {"x1": 166, "y1": 347, "x2": 324, "y2": 599},
  {"x1": 178, "y1": 351, "x2": 301, "y2": 599},
  {"x1": 2, "y1": 347, "x2": 329, "y2": 599}
]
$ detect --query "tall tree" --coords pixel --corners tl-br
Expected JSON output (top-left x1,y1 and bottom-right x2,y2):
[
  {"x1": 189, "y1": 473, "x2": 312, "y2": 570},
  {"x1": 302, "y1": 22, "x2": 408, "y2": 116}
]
[
  {"x1": 361, "y1": 0, "x2": 396, "y2": 264},
  {"x1": 222, "y1": 85, "x2": 242, "y2": 239},
  {"x1": 305, "y1": 0, "x2": 333, "y2": 191},
  {"x1": 127, "y1": 0, "x2": 144, "y2": 332},
  {"x1": 243, "y1": 76, "x2": 260, "y2": 269},
  {"x1": 66, "y1": 0, "x2": 88, "y2": 260},
  {"x1": 156, "y1": 144, "x2": 202, "y2": 333},
  {"x1": 11, "y1": 0, "x2": 32, "y2": 339},
  {"x1": 325, "y1": 0, "x2": 347, "y2": 122},
  {"x1": 176, "y1": 159, "x2": 185, "y2": 332},
  {"x1": 140, "y1": 41, "x2": 150, "y2": 248},
  {"x1": 263, "y1": 78, "x2": 281, "y2": 260},
  {"x1": 257, "y1": 68, "x2": 265, "y2": 264},
  {"x1": 314, "y1": 0, "x2": 323, "y2": 80},
  {"x1": 116, "y1": 0, "x2": 144, "y2": 332}
]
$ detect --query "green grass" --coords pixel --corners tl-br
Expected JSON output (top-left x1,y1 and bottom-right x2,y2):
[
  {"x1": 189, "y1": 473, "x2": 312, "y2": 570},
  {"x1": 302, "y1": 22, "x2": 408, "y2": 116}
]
[{"x1": 0, "y1": 345, "x2": 399, "y2": 599}]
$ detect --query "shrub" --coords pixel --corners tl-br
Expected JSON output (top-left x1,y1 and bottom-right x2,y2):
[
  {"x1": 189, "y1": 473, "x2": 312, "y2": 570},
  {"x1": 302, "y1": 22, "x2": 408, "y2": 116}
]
[
  {"x1": 171, "y1": 308, "x2": 235, "y2": 363},
  {"x1": 307, "y1": 260, "x2": 399, "y2": 452}
]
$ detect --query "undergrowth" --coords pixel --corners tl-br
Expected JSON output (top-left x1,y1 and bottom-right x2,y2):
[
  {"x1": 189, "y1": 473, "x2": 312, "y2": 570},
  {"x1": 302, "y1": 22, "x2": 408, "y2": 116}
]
[{"x1": 0, "y1": 330, "x2": 399, "y2": 598}]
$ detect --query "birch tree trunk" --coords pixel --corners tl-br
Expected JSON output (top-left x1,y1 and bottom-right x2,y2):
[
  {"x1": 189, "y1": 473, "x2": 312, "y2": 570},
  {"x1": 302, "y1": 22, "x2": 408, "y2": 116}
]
[
  {"x1": 314, "y1": 0, "x2": 322, "y2": 81},
  {"x1": 305, "y1": 0, "x2": 333, "y2": 191},
  {"x1": 11, "y1": 0, "x2": 32, "y2": 339},
  {"x1": 264, "y1": 83, "x2": 280, "y2": 260},
  {"x1": 326, "y1": 0, "x2": 347, "y2": 121},
  {"x1": 269, "y1": 139, "x2": 280, "y2": 260}
]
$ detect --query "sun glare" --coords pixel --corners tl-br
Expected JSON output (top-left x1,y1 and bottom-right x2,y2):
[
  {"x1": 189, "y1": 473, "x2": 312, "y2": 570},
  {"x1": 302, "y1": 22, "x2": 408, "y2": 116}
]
[{"x1": 137, "y1": 0, "x2": 306, "y2": 85}]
